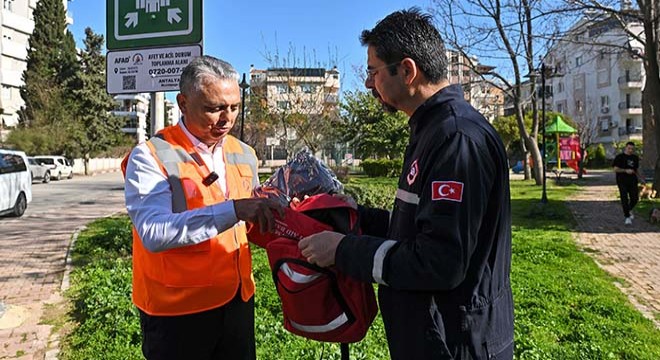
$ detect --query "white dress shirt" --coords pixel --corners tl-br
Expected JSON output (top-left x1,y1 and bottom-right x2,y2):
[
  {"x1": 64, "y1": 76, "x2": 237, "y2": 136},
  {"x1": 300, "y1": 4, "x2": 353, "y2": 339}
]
[{"x1": 124, "y1": 122, "x2": 239, "y2": 253}]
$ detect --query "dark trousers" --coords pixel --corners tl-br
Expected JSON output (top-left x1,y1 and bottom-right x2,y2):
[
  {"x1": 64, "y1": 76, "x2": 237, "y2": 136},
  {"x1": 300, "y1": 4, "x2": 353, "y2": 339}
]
[
  {"x1": 617, "y1": 181, "x2": 639, "y2": 217},
  {"x1": 139, "y1": 294, "x2": 255, "y2": 360}
]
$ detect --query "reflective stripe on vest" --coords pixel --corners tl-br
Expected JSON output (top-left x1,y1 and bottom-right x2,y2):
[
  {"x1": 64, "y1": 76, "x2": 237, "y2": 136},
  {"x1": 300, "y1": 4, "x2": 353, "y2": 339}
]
[
  {"x1": 149, "y1": 137, "x2": 192, "y2": 213},
  {"x1": 226, "y1": 141, "x2": 259, "y2": 189}
]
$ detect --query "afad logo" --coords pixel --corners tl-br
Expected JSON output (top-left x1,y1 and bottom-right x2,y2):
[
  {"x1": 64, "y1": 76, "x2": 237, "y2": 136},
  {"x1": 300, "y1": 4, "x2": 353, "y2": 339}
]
[
  {"x1": 407, "y1": 159, "x2": 419, "y2": 185},
  {"x1": 431, "y1": 181, "x2": 464, "y2": 202},
  {"x1": 132, "y1": 53, "x2": 144, "y2": 65}
]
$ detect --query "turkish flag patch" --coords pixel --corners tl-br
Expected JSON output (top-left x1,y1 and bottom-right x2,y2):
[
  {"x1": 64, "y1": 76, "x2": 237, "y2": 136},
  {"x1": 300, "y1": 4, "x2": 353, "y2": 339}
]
[{"x1": 431, "y1": 181, "x2": 464, "y2": 202}]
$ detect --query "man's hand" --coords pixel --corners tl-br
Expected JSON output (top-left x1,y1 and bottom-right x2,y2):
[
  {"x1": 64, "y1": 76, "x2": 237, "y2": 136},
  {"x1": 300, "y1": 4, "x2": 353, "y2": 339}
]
[
  {"x1": 234, "y1": 198, "x2": 285, "y2": 234},
  {"x1": 298, "y1": 231, "x2": 344, "y2": 267},
  {"x1": 626, "y1": 169, "x2": 634, "y2": 175}
]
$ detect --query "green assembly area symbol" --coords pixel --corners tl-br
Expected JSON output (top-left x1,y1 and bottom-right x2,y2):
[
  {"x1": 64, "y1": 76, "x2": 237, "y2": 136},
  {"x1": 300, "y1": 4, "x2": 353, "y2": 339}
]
[{"x1": 107, "y1": 0, "x2": 202, "y2": 50}]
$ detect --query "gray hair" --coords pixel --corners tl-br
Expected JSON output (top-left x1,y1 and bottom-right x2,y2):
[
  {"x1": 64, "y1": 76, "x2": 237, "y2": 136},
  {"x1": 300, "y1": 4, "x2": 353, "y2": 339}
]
[{"x1": 179, "y1": 55, "x2": 239, "y2": 95}]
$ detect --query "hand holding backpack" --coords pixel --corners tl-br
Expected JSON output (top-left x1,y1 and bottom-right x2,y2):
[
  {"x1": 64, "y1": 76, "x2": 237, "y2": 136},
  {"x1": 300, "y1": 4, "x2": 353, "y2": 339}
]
[{"x1": 248, "y1": 194, "x2": 378, "y2": 358}]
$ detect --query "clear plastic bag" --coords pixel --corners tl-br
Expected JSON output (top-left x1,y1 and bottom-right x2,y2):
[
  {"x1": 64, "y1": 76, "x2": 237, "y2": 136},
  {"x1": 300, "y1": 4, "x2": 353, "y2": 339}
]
[{"x1": 254, "y1": 148, "x2": 343, "y2": 206}]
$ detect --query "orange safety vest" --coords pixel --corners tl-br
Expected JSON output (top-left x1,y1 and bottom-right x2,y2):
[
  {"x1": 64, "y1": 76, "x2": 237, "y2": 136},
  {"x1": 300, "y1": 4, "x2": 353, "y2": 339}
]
[{"x1": 122, "y1": 125, "x2": 258, "y2": 316}]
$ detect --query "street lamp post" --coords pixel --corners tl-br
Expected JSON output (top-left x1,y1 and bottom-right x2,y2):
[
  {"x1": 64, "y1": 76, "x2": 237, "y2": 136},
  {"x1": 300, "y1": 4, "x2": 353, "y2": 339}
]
[
  {"x1": 540, "y1": 63, "x2": 548, "y2": 204},
  {"x1": 239, "y1": 73, "x2": 250, "y2": 142}
]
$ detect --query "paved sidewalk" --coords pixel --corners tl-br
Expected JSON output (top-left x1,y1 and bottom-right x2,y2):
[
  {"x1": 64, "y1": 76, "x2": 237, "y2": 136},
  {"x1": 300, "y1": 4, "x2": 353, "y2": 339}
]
[
  {"x1": 566, "y1": 171, "x2": 660, "y2": 328},
  {"x1": 0, "y1": 173, "x2": 125, "y2": 359}
]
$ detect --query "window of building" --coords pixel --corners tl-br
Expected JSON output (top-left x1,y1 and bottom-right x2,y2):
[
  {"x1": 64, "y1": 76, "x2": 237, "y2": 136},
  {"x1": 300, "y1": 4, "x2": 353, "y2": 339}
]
[
  {"x1": 575, "y1": 100, "x2": 583, "y2": 113},
  {"x1": 300, "y1": 84, "x2": 316, "y2": 93},
  {"x1": 3, "y1": 0, "x2": 14, "y2": 11},
  {"x1": 597, "y1": 68, "x2": 610, "y2": 86},
  {"x1": 557, "y1": 82, "x2": 564, "y2": 93},
  {"x1": 600, "y1": 95, "x2": 609, "y2": 113},
  {"x1": 276, "y1": 84, "x2": 289, "y2": 94},
  {"x1": 575, "y1": 56, "x2": 582, "y2": 67},
  {"x1": 277, "y1": 101, "x2": 290, "y2": 110},
  {"x1": 601, "y1": 119, "x2": 609, "y2": 131},
  {"x1": 557, "y1": 103, "x2": 564, "y2": 113}
]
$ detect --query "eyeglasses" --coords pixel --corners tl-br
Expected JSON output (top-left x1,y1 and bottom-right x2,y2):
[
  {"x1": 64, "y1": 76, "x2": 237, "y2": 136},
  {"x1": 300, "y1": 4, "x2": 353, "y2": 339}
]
[{"x1": 365, "y1": 62, "x2": 401, "y2": 80}]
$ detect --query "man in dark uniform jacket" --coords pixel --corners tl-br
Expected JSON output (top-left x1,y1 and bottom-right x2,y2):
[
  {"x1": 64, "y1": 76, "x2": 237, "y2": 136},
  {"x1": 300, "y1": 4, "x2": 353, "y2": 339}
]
[
  {"x1": 298, "y1": 8, "x2": 514, "y2": 360},
  {"x1": 612, "y1": 141, "x2": 644, "y2": 225}
]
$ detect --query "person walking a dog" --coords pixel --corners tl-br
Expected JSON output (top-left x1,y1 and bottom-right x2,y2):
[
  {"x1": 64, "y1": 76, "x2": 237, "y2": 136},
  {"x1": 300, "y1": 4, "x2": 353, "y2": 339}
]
[{"x1": 612, "y1": 141, "x2": 645, "y2": 225}]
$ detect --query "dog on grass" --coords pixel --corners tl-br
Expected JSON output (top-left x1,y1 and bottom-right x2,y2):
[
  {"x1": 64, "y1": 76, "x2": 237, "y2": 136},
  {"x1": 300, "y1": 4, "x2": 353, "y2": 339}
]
[
  {"x1": 650, "y1": 208, "x2": 660, "y2": 224},
  {"x1": 638, "y1": 183, "x2": 657, "y2": 200}
]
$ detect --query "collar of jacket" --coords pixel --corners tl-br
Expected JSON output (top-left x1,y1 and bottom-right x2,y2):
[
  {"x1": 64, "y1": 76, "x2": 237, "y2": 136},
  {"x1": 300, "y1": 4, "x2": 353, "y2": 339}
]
[{"x1": 408, "y1": 83, "x2": 464, "y2": 136}]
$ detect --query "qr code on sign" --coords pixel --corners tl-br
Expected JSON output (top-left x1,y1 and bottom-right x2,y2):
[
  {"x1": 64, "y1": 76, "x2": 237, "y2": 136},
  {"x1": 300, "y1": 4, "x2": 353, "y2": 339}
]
[{"x1": 122, "y1": 75, "x2": 136, "y2": 91}]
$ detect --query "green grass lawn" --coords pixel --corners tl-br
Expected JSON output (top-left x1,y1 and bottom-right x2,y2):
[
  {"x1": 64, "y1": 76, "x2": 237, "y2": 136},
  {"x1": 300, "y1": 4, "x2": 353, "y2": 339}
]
[{"x1": 59, "y1": 177, "x2": 660, "y2": 359}]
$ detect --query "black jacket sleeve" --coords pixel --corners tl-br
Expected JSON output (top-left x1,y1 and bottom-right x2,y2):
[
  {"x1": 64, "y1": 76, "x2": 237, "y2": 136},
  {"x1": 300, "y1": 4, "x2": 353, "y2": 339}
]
[
  {"x1": 357, "y1": 205, "x2": 390, "y2": 237},
  {"x1": 336, "y1": 133, "x2": 496, "y2": 291}
]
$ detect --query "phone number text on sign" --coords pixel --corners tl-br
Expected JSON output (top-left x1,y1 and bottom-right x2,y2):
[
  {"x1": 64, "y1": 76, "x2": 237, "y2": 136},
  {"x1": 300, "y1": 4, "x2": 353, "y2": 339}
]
[{"x1": 106, "y1": 44, "x2": 202, "y2": 94}]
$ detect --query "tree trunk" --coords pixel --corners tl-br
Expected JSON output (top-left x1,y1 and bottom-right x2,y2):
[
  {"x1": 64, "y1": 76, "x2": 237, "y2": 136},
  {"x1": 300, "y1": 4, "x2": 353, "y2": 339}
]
[
  {"x1": 526, "y1": 137, "x2": 543, "y2": 185},
  {"x1": 638, "y1": 0, "x2": 660, "y2": 191},
  {"x1": 84, "y1": 153, "x2": 90, "y2": 176},
  {"x1": 578, "y1": 147, "x2": 587, "y2": 179}
]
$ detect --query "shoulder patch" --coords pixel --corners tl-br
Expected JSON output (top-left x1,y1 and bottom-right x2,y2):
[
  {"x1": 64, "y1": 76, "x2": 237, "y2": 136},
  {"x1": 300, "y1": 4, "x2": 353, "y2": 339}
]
[
  {"x1": 431, "y1": 181, "x2": 464, "y2": 202},
  {"x1": 407, "y1": 159, "x2": 419, "y2": 185}
]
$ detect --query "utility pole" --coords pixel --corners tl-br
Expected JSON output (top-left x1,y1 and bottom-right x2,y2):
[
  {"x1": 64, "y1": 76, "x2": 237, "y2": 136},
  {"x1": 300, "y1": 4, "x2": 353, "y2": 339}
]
[{"x1": 150, "y1": 92, "x2": 165, "y2": 136}]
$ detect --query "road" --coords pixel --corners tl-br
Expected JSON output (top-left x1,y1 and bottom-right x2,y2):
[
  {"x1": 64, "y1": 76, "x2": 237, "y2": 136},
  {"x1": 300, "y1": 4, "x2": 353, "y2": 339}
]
[
  {"x1": 26, "y1": 172, "x2": 125, "y2": 215},
  {"x1": 0, "y1": 171, "x2": 126, "y2": 359}
]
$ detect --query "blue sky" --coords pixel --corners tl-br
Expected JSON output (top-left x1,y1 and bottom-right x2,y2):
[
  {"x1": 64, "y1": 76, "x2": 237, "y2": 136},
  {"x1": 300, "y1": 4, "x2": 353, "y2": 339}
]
[{"x1": 67, "y1": 0, "x2": 434, "y2": 99}]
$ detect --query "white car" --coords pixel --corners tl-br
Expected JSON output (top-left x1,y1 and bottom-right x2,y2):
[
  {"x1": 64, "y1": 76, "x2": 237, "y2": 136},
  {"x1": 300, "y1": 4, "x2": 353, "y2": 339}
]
[
  {"x1": 0, "y1": 149, "x2": 32, "y2": 217},
  {"x1": 27, "y1": 157, "x2": 51, "y2": 183},
  {"x1": 33, "y1": 155, "x2": 74, "y2": 180}
]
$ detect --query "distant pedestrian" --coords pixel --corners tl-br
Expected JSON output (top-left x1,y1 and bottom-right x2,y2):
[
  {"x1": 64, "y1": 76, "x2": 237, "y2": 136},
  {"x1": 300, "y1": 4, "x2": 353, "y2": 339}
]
[{"x1": 612, "y1": 141, "x2": 644, "y2": 225}]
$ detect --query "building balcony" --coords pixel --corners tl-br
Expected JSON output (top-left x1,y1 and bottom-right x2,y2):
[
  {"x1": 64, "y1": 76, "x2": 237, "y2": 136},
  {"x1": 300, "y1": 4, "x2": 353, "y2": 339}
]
[
  {"x1": 0, "y1": 69, "x2": 23, "y2": 88},
  {"x1": 618, "y1": 126, "x2": 642, "y2": 140},
  {"x1": 1, "y1": 10, "x2": 34, "y2": 34},
  {"x1": 618, "y1": 75, "x2": 643, "y2": 89},
  {"x1": 1, "y1": 38, "x2": 28, "y2": 60},
  {"x1": 618, "y1": 126, "x2": 642, "y2": 136},
  {"x1": 618, "y1": 102, "x2": 642, "y2": 115}
]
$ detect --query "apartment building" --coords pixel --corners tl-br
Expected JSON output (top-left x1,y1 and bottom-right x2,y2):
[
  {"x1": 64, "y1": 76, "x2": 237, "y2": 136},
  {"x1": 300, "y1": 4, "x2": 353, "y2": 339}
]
[
  {"x1": 164, "y1": 98, "x2": 180, "y2": 126},
  {"x1": 446, "y1": 49, "x2": 504, "y2": 122},
  {"x1": 544, "y1": 9, "x2": 645, "y2": 156},
  {"x1": 249, "y1": 66, "x2": 340, "y2": 116},
  {"x1": 112, "y1": 93, "x2": 149, "y2": 144},
  {"x1": 0, "y1": 0, "x2": 71, "y2": 131}
]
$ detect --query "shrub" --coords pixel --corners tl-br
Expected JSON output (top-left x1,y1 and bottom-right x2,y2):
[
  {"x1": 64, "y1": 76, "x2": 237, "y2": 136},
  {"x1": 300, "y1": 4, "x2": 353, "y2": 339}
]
[
  {"x1": 586, "y1": 144, "x2": 608, "y2": 168},
  {"x1": 360, "y1": 159, "x2": 403, "y2": 177},
  {"x1": 344, "y1": 177, "x2": 397, "y2": 209}
]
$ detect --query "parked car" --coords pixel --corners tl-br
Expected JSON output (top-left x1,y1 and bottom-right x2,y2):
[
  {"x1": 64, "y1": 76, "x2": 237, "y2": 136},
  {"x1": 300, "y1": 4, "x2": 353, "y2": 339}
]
[
  {"x1": 0, "y1": 149, "x2": 32, "y2": 217},
  {"x1": 27, "y1": 157, "x2": 51, "y2": 183},
  {"x1": 33, "y1": 155, "x2": 73, "y2": 180}
]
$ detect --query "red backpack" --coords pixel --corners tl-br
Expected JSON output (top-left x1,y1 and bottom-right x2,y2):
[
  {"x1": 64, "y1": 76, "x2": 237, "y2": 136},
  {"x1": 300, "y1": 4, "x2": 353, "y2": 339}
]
[{"x1": 248, "y1": 194, "x2": 378, "y2": 345}]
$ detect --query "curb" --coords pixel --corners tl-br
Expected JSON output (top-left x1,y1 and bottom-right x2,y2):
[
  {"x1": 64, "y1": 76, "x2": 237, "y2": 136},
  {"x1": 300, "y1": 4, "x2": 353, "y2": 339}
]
[
  {"x1": 44, "y1": 209, "x2": 127, "y2": 360},
  {"x1": 43, "y1": 225, "x2": 86, "y2": 360}
]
